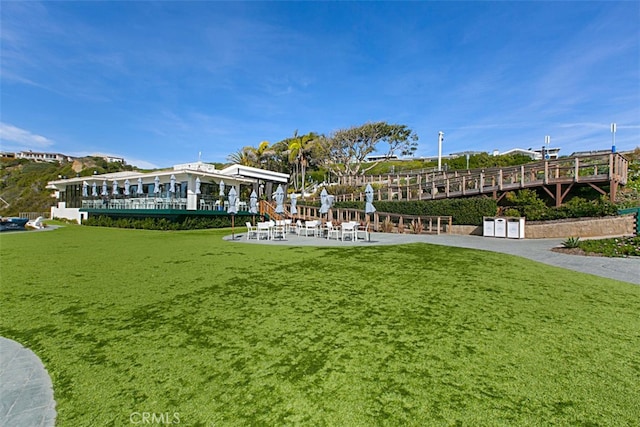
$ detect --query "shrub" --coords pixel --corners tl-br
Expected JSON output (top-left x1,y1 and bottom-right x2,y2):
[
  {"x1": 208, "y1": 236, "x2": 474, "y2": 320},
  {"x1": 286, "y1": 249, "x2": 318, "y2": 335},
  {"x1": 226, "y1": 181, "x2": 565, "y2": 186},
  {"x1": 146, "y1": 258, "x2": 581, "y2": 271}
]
[
  {"x1": 334, "y1": 197, "x2": 497, "y2": 225},
  {"x1": 502, "y1": 208, "x2": 521, "y2": 217},
  {"x1": 578, "y1": 236, "x2": 640, "y2": 257},
  {"x1": 410, "y1": 218, "x2": 424, "y2": 234},
  {"x1": 562, "y1": 236, "x2": 581, "y2": 249},
  {"x1": 380, "y1": 218, "x2": 394, "y2": 233},
  {"x1": 83, "y1": 215, "x2": 243, "y2": 230}
]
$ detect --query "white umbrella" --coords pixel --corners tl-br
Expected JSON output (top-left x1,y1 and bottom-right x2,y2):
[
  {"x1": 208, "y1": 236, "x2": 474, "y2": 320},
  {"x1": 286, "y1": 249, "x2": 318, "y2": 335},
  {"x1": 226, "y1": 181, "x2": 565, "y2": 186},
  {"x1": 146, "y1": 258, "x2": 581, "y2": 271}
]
[
  {"x1": 219, "y1": 180, "x2": 225, "y2": 197},
  {"x1": 101, "y1": 180, "x2": 108, "y2": 196},
  {"x1": 195, "y1": 177, "x2": 201, "y2": 195},
  {"x1": 327, "y1": 195, "x2": 334, "y2": 210},
  {"x1": 364, "y1": 183, "x2": 376, "y2": 239},
  {"x1": 153, "y1": 176, "x2": 160, "y2": 195},
  {"x1": 112, "y1": 180, "x2": 119, "y2": 196},
  {"x1": 137, "y1": 177, "x2": 144, "y2": 195},
  {"x1": 289, "y1": 194, "x2": 297, "y2": 215},
  {"x1": 274, "y1": 184, "x2": 285, "y2": 214},
  {"x1": 82, "y1": 181, "x2": 89, "y2": 197},
  {"x1": 319, "y1": 188, "x2": 329, "y2": 214},
  {"x1": 169, "y1": 174, "x2": 176, "y2": 194},
  {"x1": 365, "y1": 183, "x2": 376, "y2": 214},
  {"x1": 92, "y1": 182, "x2": 98, "y2": 197},
  {"x1": 249, "y1": 190, "x2": 258, "y2": 214},
  {"x1": 227, "y1": 187, "x2": 238, "y2": 215},
  {"x1": 124, "y1": 179, "x2": 130, "y2": 196}
]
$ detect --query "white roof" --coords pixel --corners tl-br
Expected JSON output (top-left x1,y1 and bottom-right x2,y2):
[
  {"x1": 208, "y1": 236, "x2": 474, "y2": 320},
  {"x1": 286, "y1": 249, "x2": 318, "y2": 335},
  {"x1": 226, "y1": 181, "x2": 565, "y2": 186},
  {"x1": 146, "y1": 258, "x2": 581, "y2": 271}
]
[{"x1": 46, "y1": 162, "x2": 289, "y2": 189}]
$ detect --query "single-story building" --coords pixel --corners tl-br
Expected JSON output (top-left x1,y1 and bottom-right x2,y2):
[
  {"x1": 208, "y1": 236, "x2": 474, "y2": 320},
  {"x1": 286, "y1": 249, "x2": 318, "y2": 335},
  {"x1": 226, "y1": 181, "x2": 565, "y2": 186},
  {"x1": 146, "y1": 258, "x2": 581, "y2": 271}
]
[{"x1": 46, "y1": 161, "x2": 289, "y2": 223}]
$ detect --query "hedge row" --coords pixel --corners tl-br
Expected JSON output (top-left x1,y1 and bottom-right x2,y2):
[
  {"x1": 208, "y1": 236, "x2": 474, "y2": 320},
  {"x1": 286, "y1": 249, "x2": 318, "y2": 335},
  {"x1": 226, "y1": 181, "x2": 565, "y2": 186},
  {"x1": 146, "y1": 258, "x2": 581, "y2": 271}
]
[
  {"x1": 83, "y1": 215, "x2": 251, "y2": 230},
  {"x1": 502, "y1": 196, "x2": 618, "y2": 221},
  {"x1": 334, "y1": 197, "x2": 498, "y2": 225}
]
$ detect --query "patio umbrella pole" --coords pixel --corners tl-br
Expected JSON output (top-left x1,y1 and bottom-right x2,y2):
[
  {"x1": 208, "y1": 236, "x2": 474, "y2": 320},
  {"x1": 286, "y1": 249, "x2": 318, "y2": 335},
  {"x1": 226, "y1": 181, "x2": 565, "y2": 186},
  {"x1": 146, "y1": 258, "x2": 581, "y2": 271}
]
[{"x1": 231, "y1": 214, "x2": 235, "y2": 240}]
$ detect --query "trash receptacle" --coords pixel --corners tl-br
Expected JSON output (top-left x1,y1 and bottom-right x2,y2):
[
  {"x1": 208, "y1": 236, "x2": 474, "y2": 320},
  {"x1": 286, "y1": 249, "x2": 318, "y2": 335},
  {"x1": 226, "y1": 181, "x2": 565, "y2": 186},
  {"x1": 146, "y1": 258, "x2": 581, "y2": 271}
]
[
  {"x1": 507, "y1": 217, "x2": 525, "y2": 239},
  {"x1": 483, "y1": 217, "x2": 495, "y2": 237},
  {"x1": 494, "y1": 218, "x2": 507, "y2": 238}
]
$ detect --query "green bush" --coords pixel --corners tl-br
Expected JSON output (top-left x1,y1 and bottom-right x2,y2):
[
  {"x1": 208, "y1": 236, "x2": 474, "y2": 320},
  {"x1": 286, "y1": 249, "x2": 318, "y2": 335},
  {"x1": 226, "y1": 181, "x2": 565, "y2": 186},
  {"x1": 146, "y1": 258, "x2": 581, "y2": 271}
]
[
  {"x1": 83, "y1": 215, "x2": 247, "y2": 230},
  {"x1": 578, "y1": 236, "x2": 640, "y2": 257},
  {"x1": 334, "y1": 197, "x2": 498, "y2": 225},
  {"x1": 503, "y1": 190, "x2": 619, "y2": 221},
  {"x1": 561, "y1": 236, "x2": 581, "y2": 249}
]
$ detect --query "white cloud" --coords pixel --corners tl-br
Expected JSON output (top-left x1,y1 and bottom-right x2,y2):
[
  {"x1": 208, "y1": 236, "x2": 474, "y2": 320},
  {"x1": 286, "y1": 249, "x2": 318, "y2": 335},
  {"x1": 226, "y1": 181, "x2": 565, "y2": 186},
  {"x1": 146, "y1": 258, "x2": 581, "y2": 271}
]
[{"x1": 0, "y1": 123, "x2": 54, "y2": 149}]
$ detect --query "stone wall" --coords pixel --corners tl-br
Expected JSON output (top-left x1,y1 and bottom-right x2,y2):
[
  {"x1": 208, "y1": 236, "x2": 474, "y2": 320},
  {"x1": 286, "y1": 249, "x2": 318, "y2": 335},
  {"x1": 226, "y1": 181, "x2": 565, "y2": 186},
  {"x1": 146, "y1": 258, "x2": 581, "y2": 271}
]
[
  {"x1": 450, "y1": 215, "x2": 636, "y2": 239},
  {"x1": 525, "y1": 215, "x2": 635, "y2": 239}
]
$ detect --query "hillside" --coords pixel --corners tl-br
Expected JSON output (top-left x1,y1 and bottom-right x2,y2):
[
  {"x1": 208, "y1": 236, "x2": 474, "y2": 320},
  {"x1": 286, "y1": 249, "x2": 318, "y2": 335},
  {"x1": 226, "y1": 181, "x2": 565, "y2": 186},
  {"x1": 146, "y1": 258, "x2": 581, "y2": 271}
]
[{"x1": 0, "y1": 157, "x2": 136, "y2": 217}]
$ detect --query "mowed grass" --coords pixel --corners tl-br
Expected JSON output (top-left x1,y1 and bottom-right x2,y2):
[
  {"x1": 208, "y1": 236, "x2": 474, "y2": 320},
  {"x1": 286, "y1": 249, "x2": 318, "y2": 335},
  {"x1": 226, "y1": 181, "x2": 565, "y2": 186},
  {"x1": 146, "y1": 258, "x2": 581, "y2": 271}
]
[{"x1": 1, "y1": 225, "x2": 639, "y2": 426}]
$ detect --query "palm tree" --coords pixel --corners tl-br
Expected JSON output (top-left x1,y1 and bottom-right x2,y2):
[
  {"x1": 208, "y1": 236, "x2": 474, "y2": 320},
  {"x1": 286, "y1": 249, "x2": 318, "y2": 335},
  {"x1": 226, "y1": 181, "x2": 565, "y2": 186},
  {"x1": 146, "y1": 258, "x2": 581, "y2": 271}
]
[
  {"x1": 227, "y1": 148, "x2": 254, "y2": 166},
  {"x1": 288, "y1": 132, "x2": 317, "y2": 191}
]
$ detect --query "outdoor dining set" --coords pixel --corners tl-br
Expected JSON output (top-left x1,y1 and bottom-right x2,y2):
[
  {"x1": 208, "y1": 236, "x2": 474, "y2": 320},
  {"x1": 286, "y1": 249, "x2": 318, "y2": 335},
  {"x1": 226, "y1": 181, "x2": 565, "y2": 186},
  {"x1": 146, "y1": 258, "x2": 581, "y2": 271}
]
[{"x1": 246, "y1": 219, "x2": 370, "y2": 242}]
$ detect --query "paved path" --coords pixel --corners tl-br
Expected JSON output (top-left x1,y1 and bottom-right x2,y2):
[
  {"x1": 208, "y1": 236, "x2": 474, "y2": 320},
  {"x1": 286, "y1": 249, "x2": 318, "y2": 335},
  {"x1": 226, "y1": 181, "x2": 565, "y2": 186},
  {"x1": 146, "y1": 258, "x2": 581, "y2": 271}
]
[
  {"x1": 0, "y1": 337, "x2": 56, "y2": 427},
  {"x1": 226, "y1": 232, "x2": 640, "y2": 285}
]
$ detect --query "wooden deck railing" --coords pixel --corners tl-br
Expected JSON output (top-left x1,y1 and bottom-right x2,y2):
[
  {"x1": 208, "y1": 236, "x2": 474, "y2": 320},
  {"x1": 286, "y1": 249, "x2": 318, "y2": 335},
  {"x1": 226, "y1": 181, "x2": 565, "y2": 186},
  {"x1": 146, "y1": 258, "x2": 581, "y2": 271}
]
[
  {"x1": 329, "y1": 153, "x2": 627, "y2": 206},
  {"x1": 289, "y1": 204, "x2": 451, "y2": 234}
]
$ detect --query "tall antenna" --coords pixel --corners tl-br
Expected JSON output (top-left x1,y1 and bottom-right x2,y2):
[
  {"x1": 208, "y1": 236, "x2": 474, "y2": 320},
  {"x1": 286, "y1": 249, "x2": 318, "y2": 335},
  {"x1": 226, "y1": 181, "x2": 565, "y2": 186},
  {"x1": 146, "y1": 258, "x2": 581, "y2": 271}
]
[{"x1": 438, "y1": 131, "x2": 444, "y2": 172}]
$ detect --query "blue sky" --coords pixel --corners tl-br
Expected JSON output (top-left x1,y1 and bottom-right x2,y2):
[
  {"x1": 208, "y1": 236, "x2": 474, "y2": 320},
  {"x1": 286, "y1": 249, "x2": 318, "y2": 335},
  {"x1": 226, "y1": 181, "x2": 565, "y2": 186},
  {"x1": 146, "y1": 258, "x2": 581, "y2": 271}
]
[{"x1": 1, "y1": 1, "x2": 638, "y2": 169}]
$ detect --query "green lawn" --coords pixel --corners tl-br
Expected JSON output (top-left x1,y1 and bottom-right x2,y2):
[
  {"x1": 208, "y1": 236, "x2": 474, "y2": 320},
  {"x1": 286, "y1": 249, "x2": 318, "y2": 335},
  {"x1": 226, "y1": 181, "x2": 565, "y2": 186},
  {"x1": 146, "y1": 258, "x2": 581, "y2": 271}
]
[{"x1": 1, "y1": 225, "x2": 639, "y2": 426}]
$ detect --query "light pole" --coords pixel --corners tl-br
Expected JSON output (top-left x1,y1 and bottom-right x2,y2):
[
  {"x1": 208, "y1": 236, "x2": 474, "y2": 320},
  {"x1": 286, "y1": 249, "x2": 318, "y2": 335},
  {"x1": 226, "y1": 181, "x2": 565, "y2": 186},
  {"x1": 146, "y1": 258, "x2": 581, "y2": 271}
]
[
  {"x1": 544, "y1": 135, "x2": 550, "y2": 160},
  {"x1": 611, "y1": 123, "x2": 617, "y2": 153},
  {"x1": 438, "y1": 131, "x2": 444, "y2": 171}
]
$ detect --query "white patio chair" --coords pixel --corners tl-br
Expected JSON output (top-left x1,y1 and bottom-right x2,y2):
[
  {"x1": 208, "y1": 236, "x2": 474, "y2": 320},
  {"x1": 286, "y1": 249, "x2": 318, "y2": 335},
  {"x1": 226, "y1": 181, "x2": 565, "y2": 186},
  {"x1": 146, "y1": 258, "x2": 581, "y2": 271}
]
[
  {"x1": 304, "y1": 220, "x2": 318, "y2": 237},
  {"x1": 272, "y1": 223, "x2": 286, "y2": 240},
  {"x1": 245, "y1": 222, "x2": 258, "y2": 240},
  {"x1": 356, "y1": 223, "x2": 370, "y2": 241},
  {"x1": 295, "y1": 220, "x2": 303, "y2": 236},
  {"x1": 257, "y1": 222, "x2": 271, "y2": 240},
  {"x1": 275, "y1": 220, "x2": 287, "y2": 236},
  {"x1": 326, "y1": 222, "x2": 341, "y2": 240},
  {"x1": 341, "y1": 221, "x2": 357, "y2": 241}
]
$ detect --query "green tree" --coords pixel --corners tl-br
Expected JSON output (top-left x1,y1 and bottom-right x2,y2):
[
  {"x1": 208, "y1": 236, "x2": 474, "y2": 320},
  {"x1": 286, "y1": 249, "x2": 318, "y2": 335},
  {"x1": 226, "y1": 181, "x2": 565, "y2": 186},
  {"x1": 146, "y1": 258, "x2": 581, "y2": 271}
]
[
  {"x1": 287, "y1": 131, "x2": 318, "y2": 191},
  {"x1": 313, "y1": 122, "x2": 418, "y2": 178}
]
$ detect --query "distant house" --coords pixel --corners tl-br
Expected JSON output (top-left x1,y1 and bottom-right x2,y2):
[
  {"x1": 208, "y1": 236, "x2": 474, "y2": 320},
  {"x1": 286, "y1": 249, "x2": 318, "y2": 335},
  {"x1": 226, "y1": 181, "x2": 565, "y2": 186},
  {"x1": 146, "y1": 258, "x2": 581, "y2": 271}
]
[
  {"x1": 91, "y1": 153, "x2": 126, "y2": 163},
  {"x1": 531, "y1": 147, "x2": 561, "y2": 160},
  {"x1": 0, "y1": 151, "x2": 16, "y2": 159},
  {"x1": 492, "y1": 147, "x2": 561, "y2": 160},
  {"x1": 365, "y1": 154, "x2": 398, "y2": 162},
  {"x1": 16, "y1": 150, "x2": 72, "y2": 162}
]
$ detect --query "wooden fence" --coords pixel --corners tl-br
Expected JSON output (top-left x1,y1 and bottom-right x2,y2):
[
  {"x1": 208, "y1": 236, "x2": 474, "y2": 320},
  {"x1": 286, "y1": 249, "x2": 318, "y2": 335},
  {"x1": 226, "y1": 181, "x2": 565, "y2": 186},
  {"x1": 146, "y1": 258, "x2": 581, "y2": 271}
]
[
  {"x1": 19, "y1": 212, "x2": 51, "y2": 220},
  {"x1": 331, "y1": 153, "x2": 628, "y2": 206},
  {"x1": 268, "y1": 202, "x2": 451, "y2": 235}
]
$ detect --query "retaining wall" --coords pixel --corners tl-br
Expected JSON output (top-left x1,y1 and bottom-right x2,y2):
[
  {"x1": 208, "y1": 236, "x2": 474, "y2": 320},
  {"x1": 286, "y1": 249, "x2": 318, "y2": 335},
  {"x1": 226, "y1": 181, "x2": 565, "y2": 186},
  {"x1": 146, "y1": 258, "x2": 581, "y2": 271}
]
[{"x1": 450, "y1": 215, "x2": 636, "y2": 239}]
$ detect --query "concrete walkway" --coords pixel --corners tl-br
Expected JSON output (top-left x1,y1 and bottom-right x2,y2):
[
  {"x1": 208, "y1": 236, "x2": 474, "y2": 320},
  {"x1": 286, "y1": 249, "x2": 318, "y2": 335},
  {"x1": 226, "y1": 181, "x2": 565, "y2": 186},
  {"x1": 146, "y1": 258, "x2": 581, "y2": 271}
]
[
  {"x1": 0, "y1": 337, "x2": 56, "y2": 427},
  {"x1": 226, "y1": 232, "x2": 640, "y2": 285}
]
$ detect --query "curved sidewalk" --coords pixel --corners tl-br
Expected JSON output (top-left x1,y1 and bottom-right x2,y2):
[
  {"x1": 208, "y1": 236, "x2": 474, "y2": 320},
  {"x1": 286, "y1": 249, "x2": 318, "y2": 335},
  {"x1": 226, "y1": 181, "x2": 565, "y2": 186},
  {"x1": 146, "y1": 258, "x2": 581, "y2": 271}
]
[
  {"x1": 226, "y1": 232, "x2": 640, "y2": 285},
  {"x1": 0, "y1": 337, "x2": 56, "y2": 427}
]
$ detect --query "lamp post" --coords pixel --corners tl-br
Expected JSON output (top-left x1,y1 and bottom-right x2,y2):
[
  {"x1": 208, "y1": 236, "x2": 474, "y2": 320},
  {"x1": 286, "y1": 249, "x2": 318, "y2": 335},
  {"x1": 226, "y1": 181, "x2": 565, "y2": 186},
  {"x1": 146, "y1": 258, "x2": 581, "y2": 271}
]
[
  {"x1": 437, "y1": 131, "x2": 444, "y2": 172},
  {"x1": 544, "y1": 135, "x2": 550, "y2": 160},
  {"x1": 611, "y1": 123, "x2": 617, "y2": 153}
]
